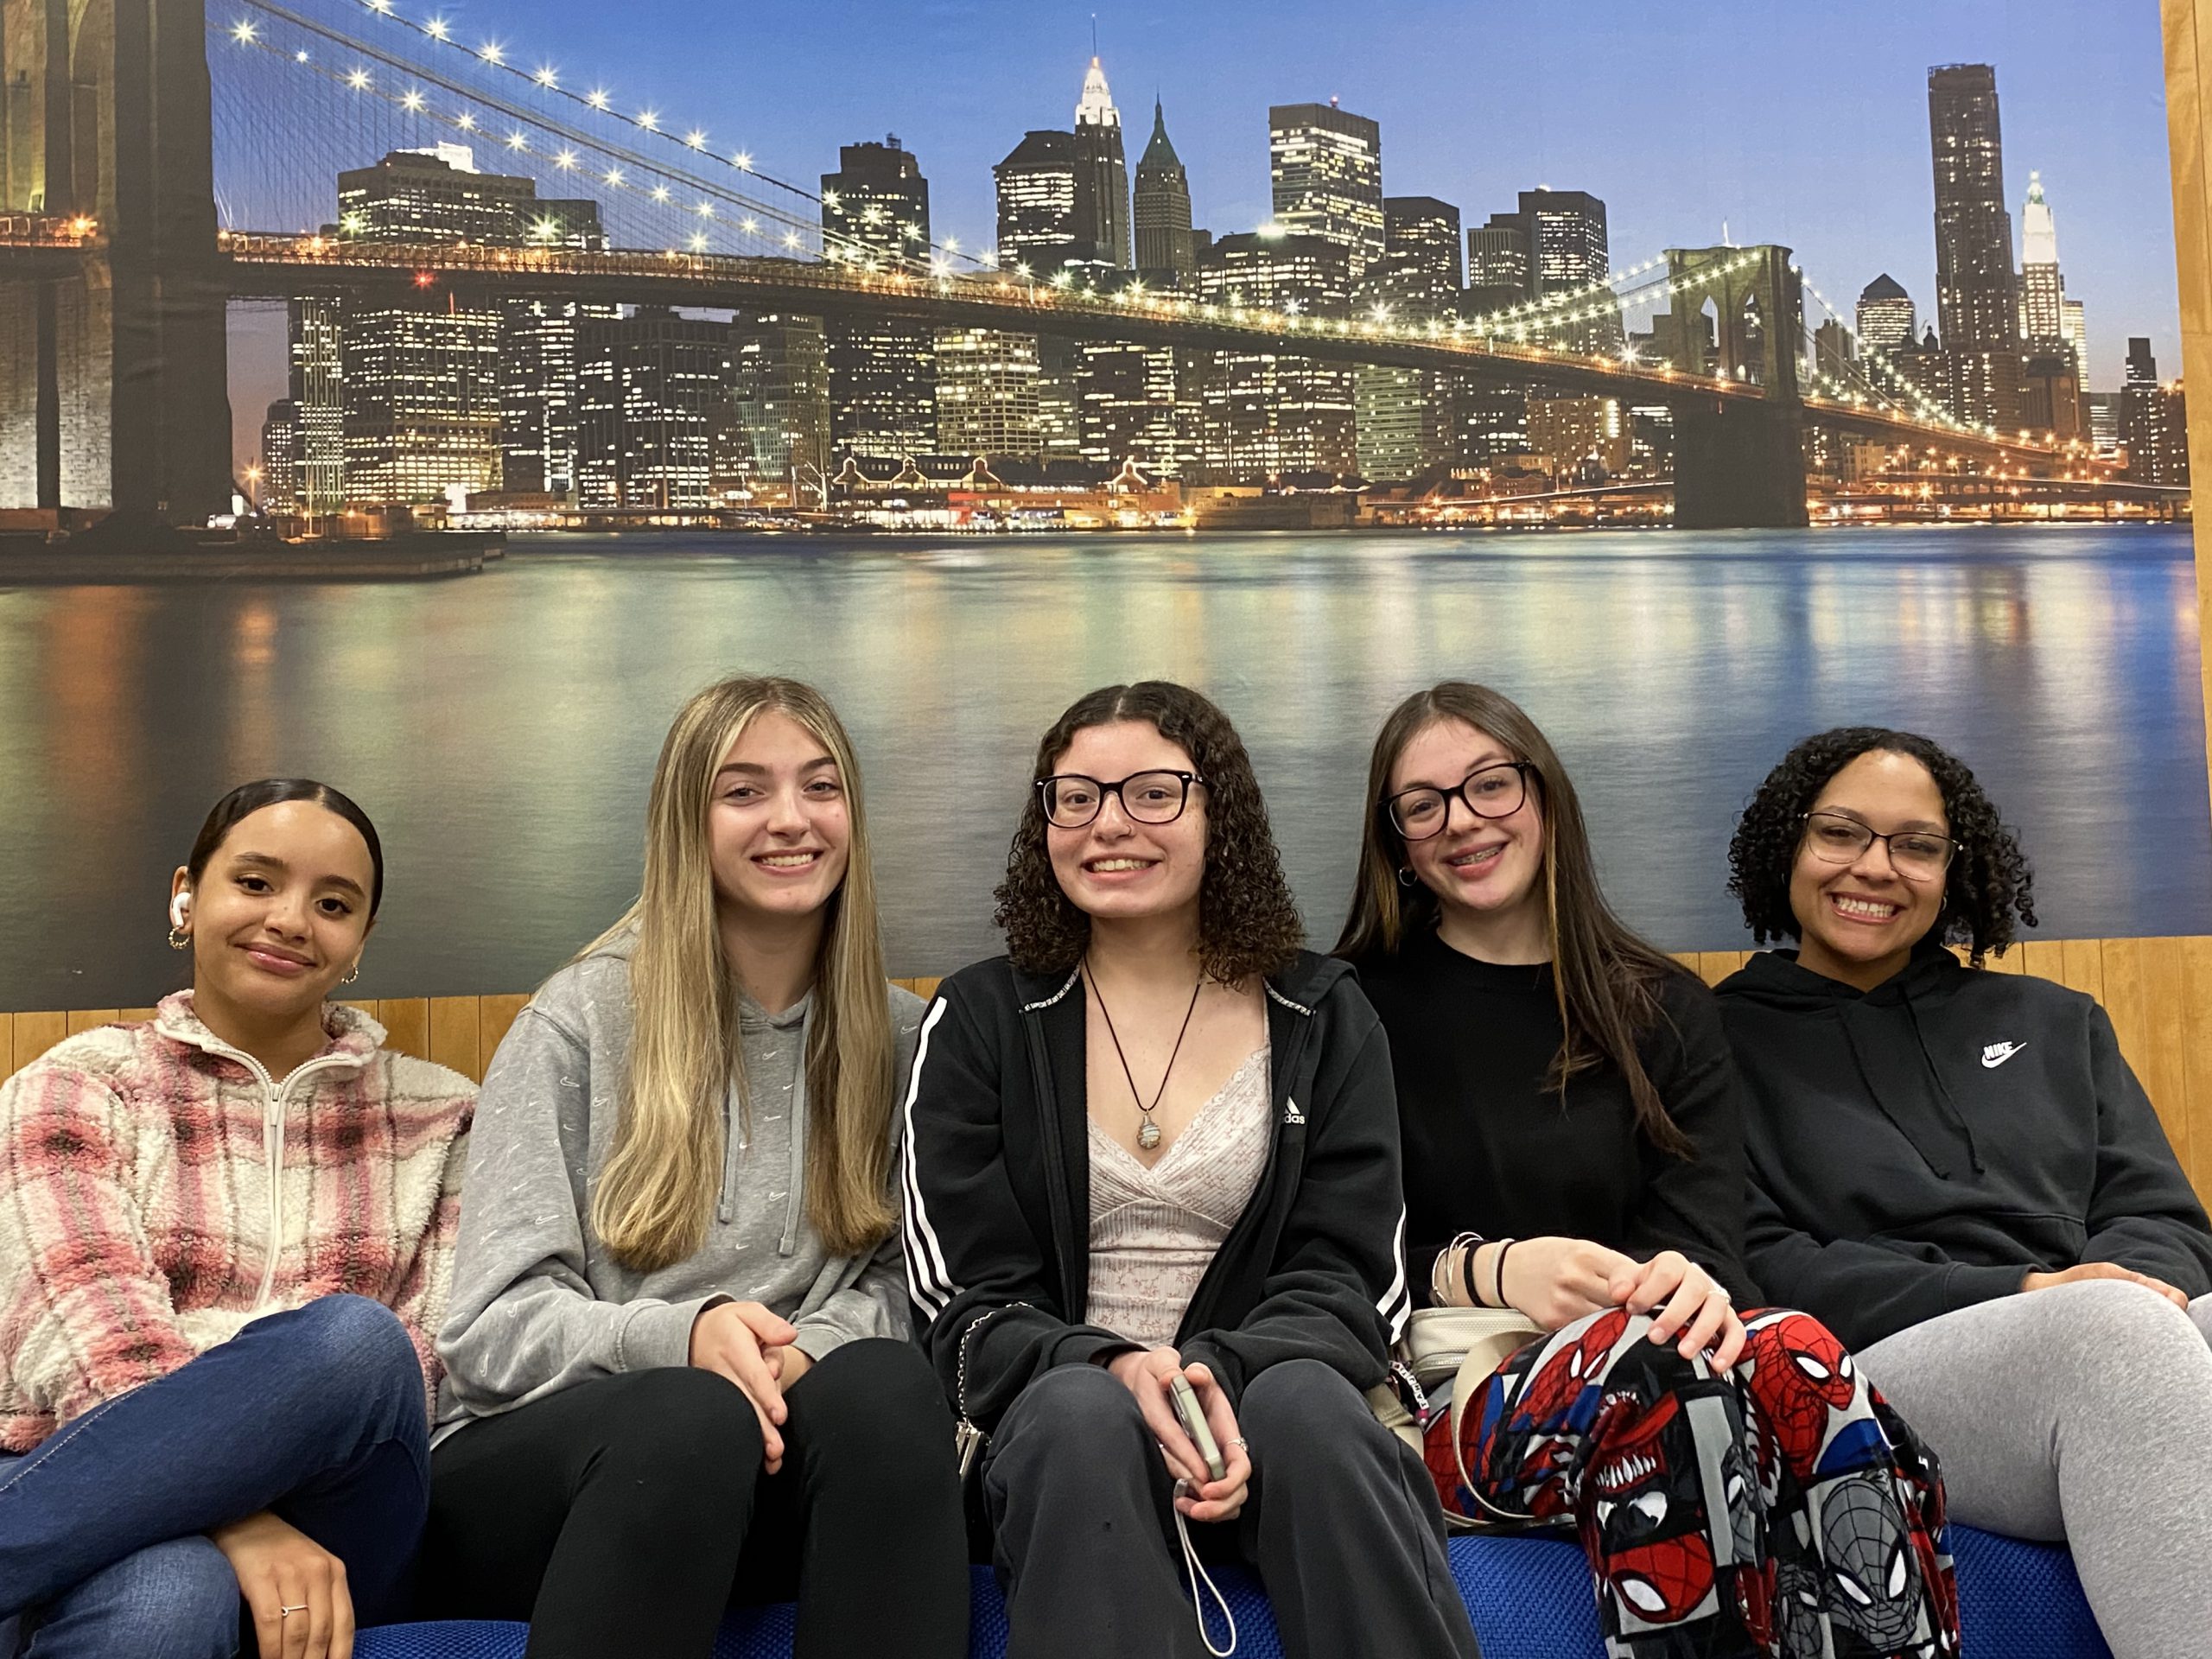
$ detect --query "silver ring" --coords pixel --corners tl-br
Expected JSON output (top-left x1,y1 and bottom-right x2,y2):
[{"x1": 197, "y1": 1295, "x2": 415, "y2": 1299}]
[
  {"x1": 1230, "y1": 1436, "x2": 1249, "y2": 1447},
  {"x1": 279, "y1": 1605, "x2": 308, "y2": 1618}
]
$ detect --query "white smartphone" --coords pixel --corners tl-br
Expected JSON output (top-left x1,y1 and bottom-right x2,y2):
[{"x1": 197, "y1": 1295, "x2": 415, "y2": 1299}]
[{"x1": 1168, "y1": 1372, "x2": 1227, "y2": 1483}]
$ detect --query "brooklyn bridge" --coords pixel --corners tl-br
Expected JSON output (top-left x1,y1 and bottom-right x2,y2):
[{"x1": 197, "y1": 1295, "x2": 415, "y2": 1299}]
[{"x1": 0, "y1": 0, "x2": 2121, "y2": 531}]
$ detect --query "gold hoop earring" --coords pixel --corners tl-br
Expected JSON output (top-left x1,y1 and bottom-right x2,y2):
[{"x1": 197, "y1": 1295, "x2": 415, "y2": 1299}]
[
  {"x1": 340, "y1": 963, "x2": 361, "y2": 985},
  {"x1": 168, "y1": 925, "x2": 190, "y2": 951}
]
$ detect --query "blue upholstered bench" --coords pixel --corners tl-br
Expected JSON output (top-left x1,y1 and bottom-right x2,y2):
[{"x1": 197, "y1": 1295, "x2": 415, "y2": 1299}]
[{"x1": 354, "y1": 1526, "x2": 2110, "y2": 1658}]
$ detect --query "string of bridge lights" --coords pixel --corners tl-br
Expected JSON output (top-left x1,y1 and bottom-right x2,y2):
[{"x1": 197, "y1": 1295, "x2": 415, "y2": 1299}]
[
  {"x1": 220, "y1": 10, "x2": 893, "y2": 261},
  {"x1": 217, "y1": 10, "x2": 2051, "y2": 457},
  {"x1": 334, "y1": 0, "x2": 999, "y2": 274},
  {"x1": 1796, "y1": 274, "x2": 1996, "y2": 438}
]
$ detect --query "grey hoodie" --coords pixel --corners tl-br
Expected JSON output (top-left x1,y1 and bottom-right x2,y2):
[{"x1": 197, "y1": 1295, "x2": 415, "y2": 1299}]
[{"x1": 433, "y1": 943, "x2": 924, "y2": 1440}]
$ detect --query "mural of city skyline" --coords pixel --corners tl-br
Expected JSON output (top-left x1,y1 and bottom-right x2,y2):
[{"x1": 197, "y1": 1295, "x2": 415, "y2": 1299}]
[{"x1": 200, "y1": 0, "x2": 2187, "y2": 533}]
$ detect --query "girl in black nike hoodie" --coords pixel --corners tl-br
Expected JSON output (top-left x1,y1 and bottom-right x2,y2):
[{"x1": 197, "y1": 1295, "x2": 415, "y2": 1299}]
[{"x1": 1719, "y1": 727, "x2": 2212, "y2": 1659}]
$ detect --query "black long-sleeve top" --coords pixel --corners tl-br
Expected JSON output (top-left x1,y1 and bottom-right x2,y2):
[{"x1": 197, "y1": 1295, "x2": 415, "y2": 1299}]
[
  {"x1": 1717, "y1": 943, "x2": 2212, "y2": 1351},
  {"x1": 1356, "y1": 927, "x2": 1757, "y2": 1306}
]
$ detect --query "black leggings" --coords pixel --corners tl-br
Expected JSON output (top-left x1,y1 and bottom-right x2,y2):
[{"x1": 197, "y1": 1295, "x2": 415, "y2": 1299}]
[{"x1": 420, "y1": 1338, "x2": 968, "y2": 1659}]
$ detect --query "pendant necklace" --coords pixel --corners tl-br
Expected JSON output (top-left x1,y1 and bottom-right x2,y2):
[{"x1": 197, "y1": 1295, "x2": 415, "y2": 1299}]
[{"x1": 1084, "y1": 960, "x2": 1204, "y2": 1152}]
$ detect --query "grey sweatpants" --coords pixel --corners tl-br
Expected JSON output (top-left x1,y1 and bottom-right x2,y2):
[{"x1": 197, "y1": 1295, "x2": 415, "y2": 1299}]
[{"x1": 1856, "y1": 1280, "x2": 2212, "y2": 1659}]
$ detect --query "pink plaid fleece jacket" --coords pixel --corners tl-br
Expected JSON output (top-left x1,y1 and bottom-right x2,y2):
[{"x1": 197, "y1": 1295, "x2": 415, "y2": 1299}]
[{"x1": 0, "y1": 993, "x2": 473, "y2": 1452}]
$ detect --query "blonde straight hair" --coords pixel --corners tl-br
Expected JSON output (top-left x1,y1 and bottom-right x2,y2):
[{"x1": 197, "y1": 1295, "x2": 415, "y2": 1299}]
[{"x1": 585, "y1": 676, "x2": 898, "y2": 1270}]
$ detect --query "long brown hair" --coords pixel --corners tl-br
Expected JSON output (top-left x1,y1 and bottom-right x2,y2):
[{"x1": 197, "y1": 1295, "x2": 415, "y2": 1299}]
[
  {"x1": 583, "y1": 676, "x2": 897, "y2": 1270},
  {"x1": 1334, "y1": 682, "x2": 1692, "y2": 1156},
  {"x1": 994, "y1": 681, "x2": 1306, "y2": 983}
]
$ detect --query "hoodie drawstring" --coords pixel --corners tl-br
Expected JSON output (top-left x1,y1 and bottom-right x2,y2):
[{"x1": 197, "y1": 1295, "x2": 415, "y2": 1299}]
[{"x1": 1901, "y1": 993, "x2": 1986, "y2": 1176}]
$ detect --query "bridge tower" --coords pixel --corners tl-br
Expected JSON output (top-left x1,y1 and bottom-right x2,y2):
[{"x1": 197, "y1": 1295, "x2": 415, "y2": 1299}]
[
  {"x1": 1, "y1": 0, "x2": 230, "y2": 519},
  {"x1": 1659, "y1": 245, "x2": 1808, "y2": 531}
]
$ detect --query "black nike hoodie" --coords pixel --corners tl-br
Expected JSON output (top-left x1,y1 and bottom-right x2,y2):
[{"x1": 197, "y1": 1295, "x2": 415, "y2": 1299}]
[
  {"x1": 1715, "y1": 940, "x2": 2212, "y2": 1351},
  {"x1": 899, "y1": 950, "x2": 1410, "y2": 1433}
]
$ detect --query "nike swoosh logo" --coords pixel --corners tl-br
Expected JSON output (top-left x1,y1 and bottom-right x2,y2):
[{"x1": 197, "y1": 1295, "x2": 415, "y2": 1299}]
[{"x1": 1981, "y1": 1042, "x2": 2026, "y2": 1069}]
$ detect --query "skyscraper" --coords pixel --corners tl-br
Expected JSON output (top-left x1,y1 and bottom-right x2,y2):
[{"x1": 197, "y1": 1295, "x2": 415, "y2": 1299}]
[
  {"x1": 936, "y1": 327, "x2": 1044, "y2": 461},
  {"x1": 2018, "y1": 172, "x2": 2063, "y2": 344},
  {"x1": 2016, "y1": 173, "x2": 2082, "y2": 437},
  {"x1": 335, "y1": 143, "x2": 537, "y2": 240},
  {"x1": 1511, "y1": 189, "x2": 1620, "y2": 352},
  {"x1": 1196, "y1": 232, "x2": 1356, "y2": 482},
  {"x1": 1073, "y1": 56, "x2": 1132, "y2": 272},
  {"x1": 1521, "y1": 190, "x2": 1608, "y2": 295},
  {"x1": 574, "y1": 307, "x2": 739, "y2": 510},
  {"x1": 2017, "y1": 170, "x2": 2093, "y2": 415},
  {"x1": 1856, "y1": 275, "x2": 1917, "y2": 356},
  {"x1": 1134, "y1": 100, "x2": 1196, "y2": 283},
  {"x1": 259, "y1": 400, "x2": 298, "y2": 512},
  {"x1": 498, "y1": 198, "x2": 612, "y2": 498},
  {"x1": 2120, "y1": 337, "x2": 2189, "y2": 484},
  {"x1": 1928, "y1": 64, "x2": 2024, "y2": 430},
  {"x1": 335, "y1": 147, "x2": 526, "y2": 504},
  {"x1": 822, "y1": 137, "x2": 932, "y2": 272},
  {"x1": 1357, "y1": 197, "x2": 1462, "y2": 483},
  {"x1": 1268, "y1": 101, "x2": 1384, "y2": 279},
  {"x1": 821, "y1": 138, "x2": 938, "y2": 458},
  {"x1": 1465, "y1": 213, "x2": 1532, "y2": 315},
  {"x1": 286, "y1": 296, "x2": 344, "y2": 518},
  {"x1": 731, "y1": 314, "x2": 832, "y2": 506},
  {"x1": 1076, "y1": 338, "x2": 1198, "y2": 479},
  {"x1": 995, "y1": 131, "x2": 1085, "y2": 275}
]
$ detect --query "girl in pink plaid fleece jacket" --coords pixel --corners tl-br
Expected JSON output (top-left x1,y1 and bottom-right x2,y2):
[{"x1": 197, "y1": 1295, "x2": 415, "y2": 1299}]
[
  {"x1": 0, "y1": 991, "x2": 472, "y2": 1452},
  {"x1": 0, "y1": 779, "x2": 473, "y2": 1659}
]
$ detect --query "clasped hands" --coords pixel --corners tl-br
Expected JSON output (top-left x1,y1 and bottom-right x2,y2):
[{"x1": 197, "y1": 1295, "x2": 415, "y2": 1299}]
[
  {"x1": 1460, "y1": 1237, "x2": 1748, "y2": 1372},
  {"x1": 1105, "y1": 1345, "x2": 1253, "y2": 1524},
  {"x1": 688, "y1": 1300, "x2": 815, "y2": 1473}
]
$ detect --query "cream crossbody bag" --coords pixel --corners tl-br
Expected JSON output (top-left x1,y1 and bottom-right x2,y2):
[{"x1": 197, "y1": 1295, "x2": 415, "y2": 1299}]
[{"x1": 1366, "y1": 1239, "x2": 1545, "y2": 1530}]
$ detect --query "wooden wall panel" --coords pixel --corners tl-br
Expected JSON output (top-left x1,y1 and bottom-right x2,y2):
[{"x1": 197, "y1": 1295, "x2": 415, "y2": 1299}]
[
  {"x1": 378, "y1": 1000, "x2": 433, "y2": 1066},
  {"x1": 10, "y1": 1013, "x2": 65, "y2": 1076},
  {"x1": 2099, "y1": 939, "x2": 2157, "y2": 1123},
  {"x1": 5, "y1": 944, "x2": 2212, "y2": 1205},
  {"x1": 478, "y1": 995, "x2": 531, "y2": 1075},
  {"x1": 2057, "y1": 938, "x2": 2107, "y2": 1005},
  {"x1": 427, "y1": 998, "x2": 481, "y2": 1079},
  {"x1": 2183, "y1": 939, "x2": 2212, "y2": 1200},
  {"x1": 2136, "y1": 938, "x2": 2195, "y2": 1176}
]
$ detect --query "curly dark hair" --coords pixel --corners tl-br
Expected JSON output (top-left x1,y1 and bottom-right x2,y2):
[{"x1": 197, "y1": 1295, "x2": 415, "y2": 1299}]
[
  {"x1": 994, "y1": 682, "x2": 1306, "y2": 982},
  {"x1": 1727, "y1": 727, "x2": 2037, "y2": 964}
]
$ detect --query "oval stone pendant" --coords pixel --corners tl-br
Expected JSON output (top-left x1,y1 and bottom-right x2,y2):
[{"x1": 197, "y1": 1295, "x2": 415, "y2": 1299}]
[{"x1": 1137, "y1": 1116, "x2": 1162, "y2": 1151}]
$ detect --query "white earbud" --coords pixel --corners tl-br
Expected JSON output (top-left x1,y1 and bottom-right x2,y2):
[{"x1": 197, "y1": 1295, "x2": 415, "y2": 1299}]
[{"x1": 170, "y1": 893, "x2": 192, "y2": 931}]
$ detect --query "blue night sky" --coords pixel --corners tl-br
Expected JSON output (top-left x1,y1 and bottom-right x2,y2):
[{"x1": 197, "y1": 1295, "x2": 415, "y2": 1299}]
[{"x1": 226, "y1": 0, "x2": 2181, "y2": 456}]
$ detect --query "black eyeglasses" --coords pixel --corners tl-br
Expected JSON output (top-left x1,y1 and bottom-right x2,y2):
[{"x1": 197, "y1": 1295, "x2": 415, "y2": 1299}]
[
  {"x1": 1800, "y1": 811, "x2": 1958, "y2": 880},
  {"x1": 1384, "y1": 763, "x2": 1534, "y2": 840},
  {"x1": 1037, "y1": 771, "x2": 1205, "y2": 830}
]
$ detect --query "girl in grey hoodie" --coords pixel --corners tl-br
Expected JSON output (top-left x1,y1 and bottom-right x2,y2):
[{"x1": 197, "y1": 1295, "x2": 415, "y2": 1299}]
[{"x1": 419, "y1": 676, "x2": 966, "y2": 1659}]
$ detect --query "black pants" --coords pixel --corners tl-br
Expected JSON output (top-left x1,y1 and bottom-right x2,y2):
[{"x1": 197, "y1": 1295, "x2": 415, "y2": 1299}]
[
  {"x1": 981, "y1": 1357, "x2": 1481, "y2": 1659},
  {"x1": 421, "y1": 1338, "x2": 968, "y2": 1659}
]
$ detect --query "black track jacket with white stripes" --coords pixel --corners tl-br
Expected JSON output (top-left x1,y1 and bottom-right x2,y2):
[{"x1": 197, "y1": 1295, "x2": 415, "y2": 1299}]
[{"x1": 901, "y1": 949, "x2": 1412, "y2": 1433}]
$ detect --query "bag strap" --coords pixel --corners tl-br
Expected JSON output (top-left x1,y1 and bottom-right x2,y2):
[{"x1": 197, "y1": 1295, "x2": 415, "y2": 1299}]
[{"x1": 1446, "y1": 1342, "x2": 1539, "y2": 1525}]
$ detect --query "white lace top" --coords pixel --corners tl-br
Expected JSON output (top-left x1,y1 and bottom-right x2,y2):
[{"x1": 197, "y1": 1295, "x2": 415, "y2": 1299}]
[{"x1": 1086, "y1": 1046, "x2": 1273, "y2": 1350}]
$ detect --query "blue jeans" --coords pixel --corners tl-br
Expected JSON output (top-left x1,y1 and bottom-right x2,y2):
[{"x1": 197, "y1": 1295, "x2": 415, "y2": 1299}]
[{"x1": 0, "y1": 1295, "x2": 431, "y2": 1658}]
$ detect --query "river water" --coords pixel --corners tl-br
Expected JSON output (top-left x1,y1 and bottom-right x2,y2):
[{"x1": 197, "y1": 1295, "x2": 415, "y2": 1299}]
[{"x1": 0, "y1": 524, "x2": 2203, "y2": 1007}]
